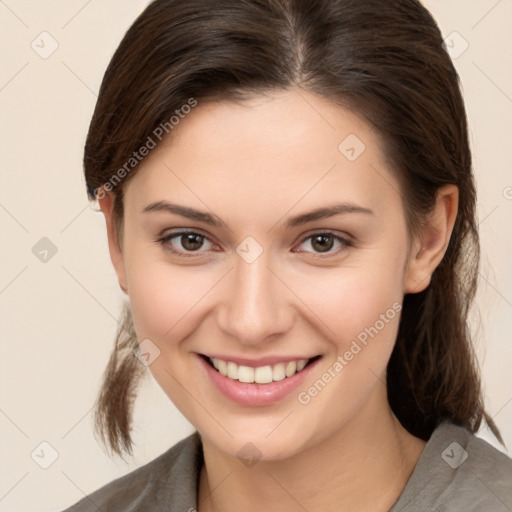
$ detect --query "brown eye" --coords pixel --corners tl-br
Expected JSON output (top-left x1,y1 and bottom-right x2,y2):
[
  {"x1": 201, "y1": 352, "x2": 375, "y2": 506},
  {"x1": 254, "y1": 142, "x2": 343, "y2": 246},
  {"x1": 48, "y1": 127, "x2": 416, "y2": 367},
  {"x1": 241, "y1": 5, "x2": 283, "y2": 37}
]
[
  {"x1": 310, "y1": 234, "x2": 335, "y2": 253},
  {"x1": 156, "y1": 230, "x2": 216, "y2": 257},
  {"x1": 295, "y1": 231, "x2": 353, "y2": 256},
  {"x1": 180, "y1": 233, "x2": 205, "y2": 251}
]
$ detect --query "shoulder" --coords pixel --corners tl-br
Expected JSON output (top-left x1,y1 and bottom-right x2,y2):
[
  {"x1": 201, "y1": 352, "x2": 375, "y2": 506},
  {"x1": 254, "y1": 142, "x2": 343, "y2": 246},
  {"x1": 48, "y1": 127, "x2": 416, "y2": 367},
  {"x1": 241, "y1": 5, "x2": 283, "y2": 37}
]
[
  {"x1": 391, "y1": 421, "x2": 512, "y2": 512},
  {"x1": 58, "y1": 431, "x2": 203, "y2": 512}
]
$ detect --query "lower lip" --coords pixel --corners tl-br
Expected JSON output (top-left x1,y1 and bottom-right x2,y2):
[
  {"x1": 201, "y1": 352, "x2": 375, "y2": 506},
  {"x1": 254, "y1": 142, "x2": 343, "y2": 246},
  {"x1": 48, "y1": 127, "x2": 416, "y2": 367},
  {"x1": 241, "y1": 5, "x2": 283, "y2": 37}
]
[{"x1": 197, "y1": 354, "x2": 322, "y2": 407}]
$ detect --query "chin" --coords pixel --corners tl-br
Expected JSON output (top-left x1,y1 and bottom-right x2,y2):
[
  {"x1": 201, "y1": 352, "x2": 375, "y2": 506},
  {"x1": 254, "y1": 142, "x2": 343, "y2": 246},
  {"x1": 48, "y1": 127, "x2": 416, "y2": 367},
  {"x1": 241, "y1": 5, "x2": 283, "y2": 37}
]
[{"x1": 199, "y1": 418, "x2": 317, "y2": 463}]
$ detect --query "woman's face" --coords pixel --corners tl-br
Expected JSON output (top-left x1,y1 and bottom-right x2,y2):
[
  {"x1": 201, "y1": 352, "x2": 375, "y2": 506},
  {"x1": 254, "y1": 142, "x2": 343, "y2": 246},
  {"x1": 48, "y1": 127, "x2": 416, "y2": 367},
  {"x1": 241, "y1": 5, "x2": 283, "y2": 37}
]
[{"x1": 113, "y1": 88, "x2": 423, "y2": 460}]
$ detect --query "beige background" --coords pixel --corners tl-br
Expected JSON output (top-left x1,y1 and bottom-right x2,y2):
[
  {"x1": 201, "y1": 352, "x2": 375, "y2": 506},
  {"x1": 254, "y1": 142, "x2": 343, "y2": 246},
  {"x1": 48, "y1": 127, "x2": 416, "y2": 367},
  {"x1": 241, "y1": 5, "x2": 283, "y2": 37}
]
[{"x1": 1, "y1": 1, "x2": 511, "y2": 510}]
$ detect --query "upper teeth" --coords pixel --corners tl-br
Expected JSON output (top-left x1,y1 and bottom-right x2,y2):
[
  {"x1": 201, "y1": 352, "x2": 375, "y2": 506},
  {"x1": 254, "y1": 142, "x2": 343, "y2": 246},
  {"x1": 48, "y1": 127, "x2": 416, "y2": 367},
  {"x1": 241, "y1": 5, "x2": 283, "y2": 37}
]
[{"x1": 210, "y1": 357, "x2": 309, "y2": 384}]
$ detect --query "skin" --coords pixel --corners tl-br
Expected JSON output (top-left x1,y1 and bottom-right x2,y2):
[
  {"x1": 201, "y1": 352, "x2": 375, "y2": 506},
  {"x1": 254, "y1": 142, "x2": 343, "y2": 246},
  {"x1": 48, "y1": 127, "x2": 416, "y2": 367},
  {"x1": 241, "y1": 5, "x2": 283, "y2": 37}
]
[{"x1": 99, "y1": 87, "x2": 458, "y2": 512}]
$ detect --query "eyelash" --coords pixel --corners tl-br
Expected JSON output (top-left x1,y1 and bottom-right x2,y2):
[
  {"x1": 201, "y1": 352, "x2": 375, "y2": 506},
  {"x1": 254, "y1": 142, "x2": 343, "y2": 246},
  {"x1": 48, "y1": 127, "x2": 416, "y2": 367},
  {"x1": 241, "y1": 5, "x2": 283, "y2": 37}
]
[{"x1": 154, "y1": 229, "x2": 353, "y2": 259}]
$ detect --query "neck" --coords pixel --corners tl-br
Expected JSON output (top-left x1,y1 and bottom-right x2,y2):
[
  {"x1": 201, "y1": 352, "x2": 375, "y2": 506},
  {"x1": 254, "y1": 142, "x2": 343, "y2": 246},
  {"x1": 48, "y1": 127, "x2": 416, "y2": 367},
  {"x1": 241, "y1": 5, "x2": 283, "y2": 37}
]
[{"x1": 197, "y1": 389, "x2": 427, "y2": 512}]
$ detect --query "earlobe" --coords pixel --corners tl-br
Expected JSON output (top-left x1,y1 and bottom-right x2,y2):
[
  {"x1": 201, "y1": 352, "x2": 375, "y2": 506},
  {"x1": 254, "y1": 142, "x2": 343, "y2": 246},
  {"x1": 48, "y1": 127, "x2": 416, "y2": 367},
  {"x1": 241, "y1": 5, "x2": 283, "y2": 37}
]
[
  {"x1": 404, "y1": 184, "x2": 459, "y2": 294},
  {"x1": 97, "y1": 189, "x2": 129, "y2": 295}
]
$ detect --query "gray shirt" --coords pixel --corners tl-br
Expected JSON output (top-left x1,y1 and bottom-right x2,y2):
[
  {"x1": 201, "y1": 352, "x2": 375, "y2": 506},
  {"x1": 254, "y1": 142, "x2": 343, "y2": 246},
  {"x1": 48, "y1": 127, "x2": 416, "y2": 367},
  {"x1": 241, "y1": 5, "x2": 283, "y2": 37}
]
[{"x1": 60, "y1": 421, "x2": 512, "y2": 511}]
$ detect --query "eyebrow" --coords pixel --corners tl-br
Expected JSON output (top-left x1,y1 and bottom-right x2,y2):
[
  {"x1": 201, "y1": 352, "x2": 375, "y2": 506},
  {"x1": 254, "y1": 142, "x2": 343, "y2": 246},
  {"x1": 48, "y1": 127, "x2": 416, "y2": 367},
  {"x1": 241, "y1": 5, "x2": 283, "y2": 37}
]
[{"x1": 142, "y1": 201, "x2": 374, "y2": 229}]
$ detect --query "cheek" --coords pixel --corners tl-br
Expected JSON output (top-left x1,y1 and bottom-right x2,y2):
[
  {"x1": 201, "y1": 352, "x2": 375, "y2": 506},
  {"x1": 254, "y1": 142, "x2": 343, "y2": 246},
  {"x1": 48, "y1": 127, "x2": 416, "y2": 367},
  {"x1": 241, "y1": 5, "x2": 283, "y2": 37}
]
[
  {"x1": 299, "y1": 257, "x2": 405, "y2": 347},
  {"x1": 125, "y1": 259, "x2": 212, "y2": 413},
  {"x1": 294, "y1": 262, "x2": 405, "y2": 424},
  {"x1": 343, "y1": 271, "x2": 402, "y2": 337},
  {"x1": 123, "y1": 233, "x2": 210, "y2": 344}
]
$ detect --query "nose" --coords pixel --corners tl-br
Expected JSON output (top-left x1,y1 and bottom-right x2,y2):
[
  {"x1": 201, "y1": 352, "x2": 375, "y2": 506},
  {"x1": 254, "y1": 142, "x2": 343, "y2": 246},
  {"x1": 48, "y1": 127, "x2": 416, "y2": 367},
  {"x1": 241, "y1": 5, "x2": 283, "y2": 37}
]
[{"x1": 216, "y1": 250, "x2": 294, "y2": 346}]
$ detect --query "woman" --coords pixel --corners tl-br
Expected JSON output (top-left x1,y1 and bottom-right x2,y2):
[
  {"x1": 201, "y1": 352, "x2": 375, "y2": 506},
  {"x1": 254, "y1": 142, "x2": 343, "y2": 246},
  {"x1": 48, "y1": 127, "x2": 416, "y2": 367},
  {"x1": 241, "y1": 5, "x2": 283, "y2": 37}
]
[{"x1": 61, "y1": 0, "x2": 512, "y2": 511}]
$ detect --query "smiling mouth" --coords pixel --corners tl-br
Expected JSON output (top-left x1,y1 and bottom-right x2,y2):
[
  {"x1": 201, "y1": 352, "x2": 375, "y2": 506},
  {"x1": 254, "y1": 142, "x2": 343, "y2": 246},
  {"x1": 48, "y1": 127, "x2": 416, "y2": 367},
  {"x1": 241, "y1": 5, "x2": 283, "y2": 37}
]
[{"x1": 200, "y1": 354, "x2": 322, "y2": 384}]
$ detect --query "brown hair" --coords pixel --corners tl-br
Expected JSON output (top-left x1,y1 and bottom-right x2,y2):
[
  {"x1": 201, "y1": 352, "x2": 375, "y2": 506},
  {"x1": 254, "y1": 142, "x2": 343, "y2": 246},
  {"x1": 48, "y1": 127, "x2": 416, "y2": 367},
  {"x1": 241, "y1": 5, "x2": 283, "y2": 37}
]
[{"x1": 85, "y1": 0, "x2": 503, "y2": 457}]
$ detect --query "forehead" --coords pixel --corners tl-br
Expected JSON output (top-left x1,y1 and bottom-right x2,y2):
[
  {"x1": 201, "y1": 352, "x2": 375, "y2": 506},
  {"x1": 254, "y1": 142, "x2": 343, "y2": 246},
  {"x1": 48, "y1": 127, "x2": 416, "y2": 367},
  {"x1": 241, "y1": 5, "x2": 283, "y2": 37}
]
[{"x1": 124, "y1": 88, "x2": 401, "y2": 223}]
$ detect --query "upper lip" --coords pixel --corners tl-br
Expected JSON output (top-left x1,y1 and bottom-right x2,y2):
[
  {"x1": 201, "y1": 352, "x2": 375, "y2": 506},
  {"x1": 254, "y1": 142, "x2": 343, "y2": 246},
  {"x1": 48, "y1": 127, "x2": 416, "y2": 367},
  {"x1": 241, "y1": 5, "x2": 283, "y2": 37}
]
[{"x1": 200, "y1": 353, "x2": 320, "y2": 367}]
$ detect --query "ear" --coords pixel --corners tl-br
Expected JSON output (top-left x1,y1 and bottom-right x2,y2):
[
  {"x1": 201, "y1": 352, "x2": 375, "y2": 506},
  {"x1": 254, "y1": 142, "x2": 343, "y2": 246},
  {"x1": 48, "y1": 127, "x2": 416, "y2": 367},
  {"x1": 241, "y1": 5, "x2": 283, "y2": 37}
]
[
  {"x1": 97, "y1": 189, "x2": 129, "y2": 295},
  {"x1": 404, "y1": 184, "x2": 459, "y2": 294}
]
